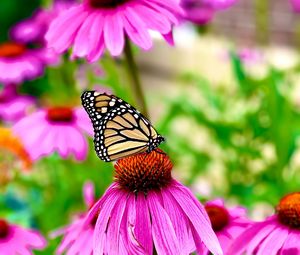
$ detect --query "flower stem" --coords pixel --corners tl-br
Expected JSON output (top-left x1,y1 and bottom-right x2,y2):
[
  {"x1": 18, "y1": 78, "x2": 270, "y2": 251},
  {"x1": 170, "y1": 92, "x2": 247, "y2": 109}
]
[{"x1": 124, "y1": 39, "x2": 149, "y2": 118}]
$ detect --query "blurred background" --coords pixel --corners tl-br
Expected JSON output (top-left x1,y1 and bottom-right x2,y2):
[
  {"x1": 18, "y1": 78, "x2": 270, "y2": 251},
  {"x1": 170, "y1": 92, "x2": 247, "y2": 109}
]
[{"x1": 1, "y1": 0, "x2": 300, "y2": 253}]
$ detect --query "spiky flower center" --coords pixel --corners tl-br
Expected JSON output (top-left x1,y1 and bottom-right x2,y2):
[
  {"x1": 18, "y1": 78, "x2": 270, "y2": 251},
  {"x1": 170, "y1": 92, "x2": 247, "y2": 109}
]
[
  {"x1": 46, "y1": 107, "x2": 74, "y2": 123},
  {"x1": 205, "y1": 204, "x2": 230, "y2": 231},
  {"x1": 0, "y1": 42, "x2": 26, "y2": 58},
  {"x1": 0, "y1": 219, "x2": 9, "y2": 239},
  {"x1": 277, "y1": 192, "x2": 300, "y2": 229},
  {"x1": 88, "y1": 0, "x2": 128, "y2": 8},
  {"x1": 114, "y1": 149, "x2": 172, "y2": 193}
]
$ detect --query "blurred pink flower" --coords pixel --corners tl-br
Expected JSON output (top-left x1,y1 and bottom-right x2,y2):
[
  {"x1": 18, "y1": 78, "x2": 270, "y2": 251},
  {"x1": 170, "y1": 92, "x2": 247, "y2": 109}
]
[
  {"x1": 11, "y1": 1, "x2": 73, "y2": 44},
  {"x1": 85, "y1": 150, "x2": 223, "y2": 255},
  {"x1": 45, "y1": 0, "x2": 183, "y2": 62},
  {"x1": 0, "y1": 219, "x2": 47, "y2": 254},
  {"x1": 181, "y1": 0, "x2": 237, "y2": 25},
  {"x1": 51, "y1": 181, "x2": 96, "y2": 255},
  {"x1": 204, "y1": 198, "x2": 251, "y2": 254},
  {"x1": 290, "y1": 0, "x2": 300, "y2": 13},
  {"x1": 0, "y1": 84, "x2": 35, "y2": 123},
  {"x1": 13, "y1": 106, "x2": 93, "y2": 161},
  {"x1": 237, "y1": 47, "x2": 263, "y2": 65},
  {"x1": 229, "y1": 192, "x2": 300, "y2": 255},
  {"x1": 0, "y1": 41, "x2": 59, "y2": 84}
]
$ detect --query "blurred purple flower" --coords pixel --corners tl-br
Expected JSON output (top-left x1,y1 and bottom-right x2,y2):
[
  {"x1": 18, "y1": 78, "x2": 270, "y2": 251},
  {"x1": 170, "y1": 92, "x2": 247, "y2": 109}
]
[
  {"x1": 0, "y1": 84, "x2": 35, "y2": 123},
  {"x1": 203, "y1": 198, "x2": 251, "y2": 254},
  {"x1": 85, "y1": 150, "x2": 223, "y2": 255},
  {"x1": 13, "y1": 106, "x2": 93, "y2": 161},
  {"x1": 181, "y1": 0, "x2": 237, "y2": 25},
  {"x1": 51, "y1": 181, "x2": 95, "y2": 255},
  {"x1": 45, "y1": 0, "x2": 183, "y2": 62},
  {"x1": 0, "y1": 41, "x2": 59, "y2": 84},
  {"x1": 229, "y1": 192, "x2": 300, "y2": 255},
  {"x1": 290, "y1": 0, "x2": 300, "y2": 13},
  {"x1": 0, "y1": 219, "x2": 47, "y2": 253}
]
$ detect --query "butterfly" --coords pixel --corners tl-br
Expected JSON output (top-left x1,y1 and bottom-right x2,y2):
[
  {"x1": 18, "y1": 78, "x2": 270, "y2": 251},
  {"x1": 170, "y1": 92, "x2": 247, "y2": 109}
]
[{"x1": 81, "y1": 91, "x2": 165, "y2": 162}]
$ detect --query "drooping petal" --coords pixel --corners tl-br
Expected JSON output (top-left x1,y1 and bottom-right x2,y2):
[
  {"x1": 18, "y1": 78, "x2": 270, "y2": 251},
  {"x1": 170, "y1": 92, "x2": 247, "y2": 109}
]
[
  {"x1": 281, "y1": 231, "x2": 300, "y2": 255},
  {"x1": 167, "y1": 184, "x2": 222, "y2": 255},
  {"x1": 134, "y1": 193, "x2": 153, "y2": 254},
  {"x1": 104, "y1": 11, "x2": 125, "y2": 56},
  {"x1": 161, "y1": 188, "x2": 194, "y2": 254},
  {"x1": 256, "y1": 225, "x2": 289, "y2": 255},
  {"x1": 147, "y1": 191, "x2": 181, "y2": 255},
  {"x1": 94, "y1": 189, "x2": 126, "y2": 255},
  {"x1": 121, "y1": 194, "x2": 146, "y2": 255},
  {"x1": 106, "y1": 194, "x2": 128, "y2": 254},
  {"x1": 228, "y1": 219, "x2": 276, "y2": 255},
  {"x1": 134, "y1": 4, "x2": 171, "y2": 34},
  {"x1": 245, "y1": 223, "x2": 276, "y2": 255},
  {"x1": 72, "y1": 12, "x2": 98, "y2": 58},
  {"x1": 122, "y1": 6, "x2": 152, "y2": 50},
  {"x1": 46, "y1": 5, "x2": 88, "y2": 52},
  {"x1": 84, "y1": 183, "x2": 119, "y2": 225}
]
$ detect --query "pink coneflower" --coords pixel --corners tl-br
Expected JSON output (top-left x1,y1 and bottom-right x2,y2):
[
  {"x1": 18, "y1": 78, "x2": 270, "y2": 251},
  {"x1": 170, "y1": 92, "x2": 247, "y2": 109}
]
[
  {"x1": 229, "y1": 192, "x2": 300, "y2": 255},
  {"x1": 0, "y1": 219, "x2": 47, "y2": 254},
  {"x1": 0, "y1": 41, "x2": 58, "y2": 84},
  {"x1": 290, "y1": 0, "x2": 300, "y2": 13},
  {"x1": 203, "y1": 198, "x2": 251, "y2": 254},
  {"x1": 0, "y1": 84, "x2": 35, "y2": 123},
  {"x1": 51, "y1": 181, "x2": 96, "y2": 255},
  {"x1": 11, "y1": 1, "x2": 73, "y2": 44},
  {"x1": 13, "y1": 106, "x2": 93, "y2": 161},
  {"x1": 45, "y1": 0, "x2": 183, "y2": 62},
  {"x1": 180, "y1": 0, "x2": 237, "y2": 25},
  {"x1": 85, "y1": 149, "x2": 222, "y2": 255}
]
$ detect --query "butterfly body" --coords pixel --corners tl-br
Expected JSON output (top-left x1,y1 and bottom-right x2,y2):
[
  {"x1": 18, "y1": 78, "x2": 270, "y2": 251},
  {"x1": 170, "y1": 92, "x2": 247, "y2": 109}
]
[{"x1": 81, "y1": 91, "x2": 165, "y2": 162}]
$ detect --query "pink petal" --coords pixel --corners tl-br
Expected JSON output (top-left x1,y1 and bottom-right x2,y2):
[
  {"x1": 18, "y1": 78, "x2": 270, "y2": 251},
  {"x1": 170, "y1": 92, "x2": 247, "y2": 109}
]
[
  {"x1": 46, "y1": 5, "x2": 88, "y2": 53},
  {"x1": 83, "y1": 181, "x2": 95, "y2": 208},
  {"x1": 84, "y1": 183, "x2": 118, "y2": 225},
  {"x1": 167, "y1": 184, "x2": 222, "y2": 255},
  {"x1": 134, "y1": 193, "x2": 153, "y2": 254},
  {"x1": 228, "y1": 219, "x2": 275, "y2": 255},
  {"x1": 122, "y1": 6, "x2": 152, "y2": 50},
  {"x1": 122, "y1": 194, "x2": 146, "y2": 255},
  {"x1": 141, "y1": 0, "x2": 179, "y2": 25},
  {"x1": 281, "y1": 231, "x2": 300, "y2": 255},
  {"x1": 256, "y1": 226, "x2": 289, "y2": 255},
  {"x1": 73, "y1": 12, "x2": 98, "y2": 58},
  {"x1": 104, "y1": 11, "x2": 124, "y2": 56},
  {"x1": 162, "y1": 31, "x2": 174, "y2": 46},
  {"x1": 93, "y1": 189, "x2": 126, "y2": 255},
  {"x1": 64, "y1": 126, "x2": 88, "y2": 160},
  {"x1": 106, "y1": 195, "x2": 127, "y2": 254},
  {"x1": 87, "y1": 15, "x2": 105, "y2": 62},
  {"x1": 66, "y1": 228, "x2": 92, "y2": 255},
  {"x1": 161, "y1": 188, "x2": 194, "y2": 254},
  {"x1": 245, "y1": 218, "x2": 277, "y2": 255},
  {"x1": 134, "y1": 4, "x2": 171, "y2": 34},
  {"x1": 148, "y1": 0, "x2": 184, "y2": 16},
  {"x1": 147, "y1": 191, "x2": 181, "y2": 255},
  {"x1": 74, "y1": 108, "x2": 93, "y2": 136}
]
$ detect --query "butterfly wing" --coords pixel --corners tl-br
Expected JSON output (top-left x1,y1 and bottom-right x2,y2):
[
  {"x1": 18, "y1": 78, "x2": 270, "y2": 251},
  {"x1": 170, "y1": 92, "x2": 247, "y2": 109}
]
[{"x1": 81, "y1": 91, "x2": 164, "y2": 162}]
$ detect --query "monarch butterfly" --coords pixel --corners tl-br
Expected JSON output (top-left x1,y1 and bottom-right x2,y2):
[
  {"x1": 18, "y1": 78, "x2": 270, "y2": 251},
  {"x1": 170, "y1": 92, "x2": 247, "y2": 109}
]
[{"x1": 81, "y1": 91, "x2": 165, "y2": 162}]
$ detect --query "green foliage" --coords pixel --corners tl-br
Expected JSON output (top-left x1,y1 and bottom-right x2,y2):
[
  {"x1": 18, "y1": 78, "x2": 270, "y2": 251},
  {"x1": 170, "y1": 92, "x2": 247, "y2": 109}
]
[{"x1": 158, "y1": 52, "x2": 300, "y2": 208}]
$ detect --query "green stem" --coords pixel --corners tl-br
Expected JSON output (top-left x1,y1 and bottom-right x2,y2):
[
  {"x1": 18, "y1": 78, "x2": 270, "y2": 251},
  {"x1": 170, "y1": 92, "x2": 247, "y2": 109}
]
[
  {"x1": 124, "y1": 39, "x2": 149, "y2": 118},
  {"x1": 254, "y1": 0, "x2": 269, "y2": 45}
]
